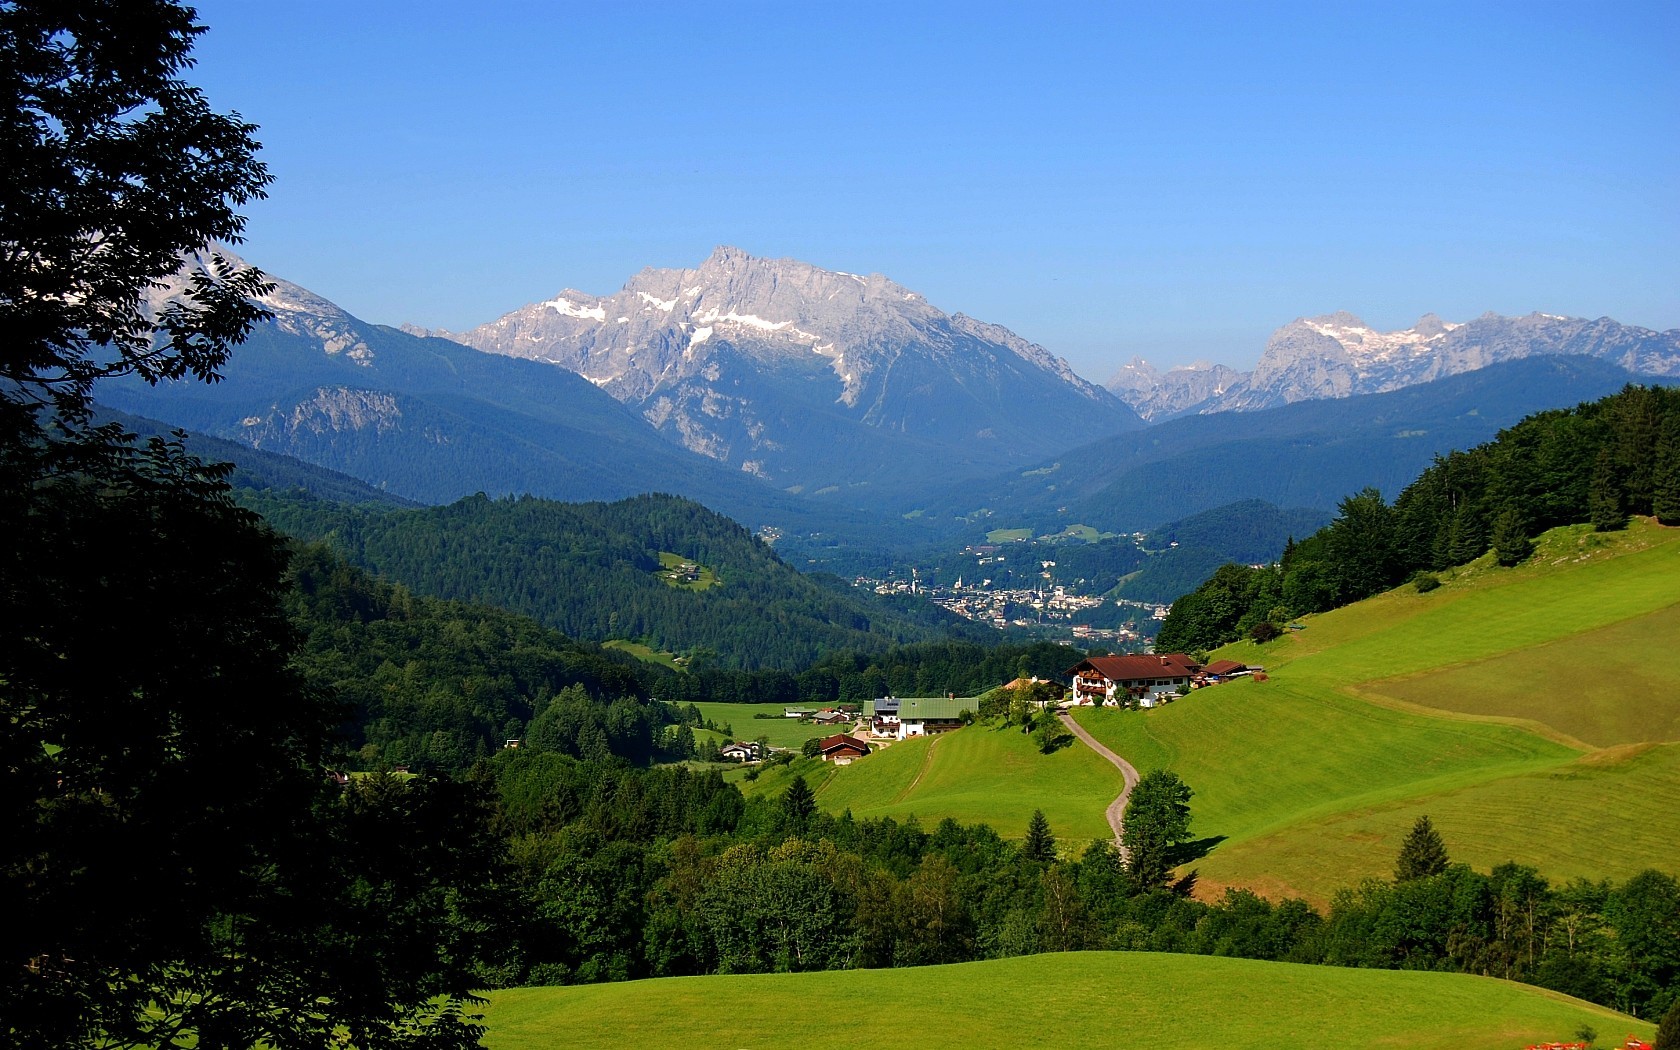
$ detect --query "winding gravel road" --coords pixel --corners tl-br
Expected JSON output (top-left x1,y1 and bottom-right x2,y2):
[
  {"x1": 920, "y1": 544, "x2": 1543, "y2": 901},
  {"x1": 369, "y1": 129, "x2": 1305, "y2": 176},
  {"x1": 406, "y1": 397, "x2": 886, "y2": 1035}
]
[{"x1": 1057, "y1": 709, "x2": 1139, "y2": 856}]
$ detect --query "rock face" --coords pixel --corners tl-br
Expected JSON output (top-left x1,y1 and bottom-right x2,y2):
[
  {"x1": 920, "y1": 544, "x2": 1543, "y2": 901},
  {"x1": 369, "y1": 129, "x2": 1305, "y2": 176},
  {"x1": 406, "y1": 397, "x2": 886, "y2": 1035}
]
[
  {"x1": 1108, "y1": 312, "x2": 1680, "y2": 420},
  {"x1": 446, "y1": 246, "x2": 1141, "y2": 488}
]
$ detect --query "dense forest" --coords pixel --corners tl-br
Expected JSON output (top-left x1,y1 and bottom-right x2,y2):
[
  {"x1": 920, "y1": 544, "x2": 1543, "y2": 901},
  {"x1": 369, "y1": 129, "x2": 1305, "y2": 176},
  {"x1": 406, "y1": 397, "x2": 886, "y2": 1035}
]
[
  {"x1": 1158, "y1": 384, "x2": 1680, "y2": 652},
  {"x1": 367, "y1": 749, "x2": 1680, "y2": 1022},
  {"x1": 248, "y1": 489, "x2": 990, "y2": 670}
]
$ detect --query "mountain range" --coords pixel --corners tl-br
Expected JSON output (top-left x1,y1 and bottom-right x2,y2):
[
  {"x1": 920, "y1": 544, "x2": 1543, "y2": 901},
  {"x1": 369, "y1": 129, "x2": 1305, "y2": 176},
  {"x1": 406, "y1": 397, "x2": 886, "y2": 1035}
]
[
  {"x1": 1109, "y1": 310, "x2": 1680, "y2": 421},
  {"x1": 436, "y1": 246, "x2": 1142, "y2": 494},
  {"x1": 101, "y1": 247, "x2": 1680, "y2": 572}
]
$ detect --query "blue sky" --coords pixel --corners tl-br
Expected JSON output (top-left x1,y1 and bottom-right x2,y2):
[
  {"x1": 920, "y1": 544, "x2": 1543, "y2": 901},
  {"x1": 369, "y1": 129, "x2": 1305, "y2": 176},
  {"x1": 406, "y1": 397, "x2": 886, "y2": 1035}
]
[{"x1": 189, "y1": 1, "x2": 1678, "y2": 379}]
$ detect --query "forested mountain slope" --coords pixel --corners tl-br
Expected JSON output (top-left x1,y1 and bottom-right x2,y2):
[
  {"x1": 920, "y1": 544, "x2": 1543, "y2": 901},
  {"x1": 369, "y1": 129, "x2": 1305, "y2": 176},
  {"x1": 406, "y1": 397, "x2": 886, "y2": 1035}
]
[{"x1": 249, "y1": 490, "x2": 989, "y2": 670}]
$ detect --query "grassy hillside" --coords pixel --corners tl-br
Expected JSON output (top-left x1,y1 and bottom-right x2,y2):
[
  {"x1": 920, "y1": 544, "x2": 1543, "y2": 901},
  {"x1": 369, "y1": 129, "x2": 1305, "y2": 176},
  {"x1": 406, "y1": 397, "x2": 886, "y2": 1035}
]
[
  {"x1": 1076, "y1": 518, "x2": 1680, "y2": 901},
  {"x1": 481, "y1": 951, "x2": 1651, "y2": 1050},
  {"x1": 738, "y1": 723, "x2": 1124, "y2": 844}
]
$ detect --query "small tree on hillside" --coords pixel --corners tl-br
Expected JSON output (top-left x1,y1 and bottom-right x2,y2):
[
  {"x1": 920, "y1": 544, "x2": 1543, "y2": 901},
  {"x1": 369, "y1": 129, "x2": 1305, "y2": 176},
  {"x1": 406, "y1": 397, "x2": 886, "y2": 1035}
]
[
  {"x1": 1395, "y1": 815, "x2": 1450, "y2": 881},
  {"x1": 1121, "y1": 770, "x2": 1194, "y2": 891},
  {"x1": 1023, "y1": 809, "x2": 1057, "y2": 862},
  {"x1": 782, "y1": 776, "x2": 816, "y2": 831},
  {"x1": 1491, "y1": 508, "x2": 1533, "y2": 567}
]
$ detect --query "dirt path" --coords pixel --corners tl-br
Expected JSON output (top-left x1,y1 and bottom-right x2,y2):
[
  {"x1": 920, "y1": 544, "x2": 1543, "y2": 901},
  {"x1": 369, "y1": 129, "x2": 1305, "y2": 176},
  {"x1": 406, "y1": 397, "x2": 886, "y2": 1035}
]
[
  {"x1": 1058, "y1": 710, "x2": 1139, "y2": 856},
  {"x1": 892, "y1": 735, "x2": 940, "y2": 804}
]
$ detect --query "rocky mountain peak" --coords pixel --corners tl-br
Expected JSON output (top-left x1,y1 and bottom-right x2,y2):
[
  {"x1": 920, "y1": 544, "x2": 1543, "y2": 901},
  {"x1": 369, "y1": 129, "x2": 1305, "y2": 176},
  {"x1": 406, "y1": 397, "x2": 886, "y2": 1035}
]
[{"x1": 447, "y1": 248, "x2": 1136, "y2": 484}]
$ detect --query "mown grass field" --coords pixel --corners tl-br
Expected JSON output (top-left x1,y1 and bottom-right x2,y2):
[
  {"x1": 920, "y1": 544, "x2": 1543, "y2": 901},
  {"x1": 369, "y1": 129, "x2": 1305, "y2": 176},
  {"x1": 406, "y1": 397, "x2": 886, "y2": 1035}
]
[
  {"x1": 736, "y1": 723, "x2": 1123, "y2": 844},
  {"x1": 481, "y1": 951, "x2": 1651, "y2": 1050},
  {"x1": 1075, "y1": 519, "x2": 1680, "y2": 901},
  {"x1": 686, "y1": 702, "x2": 843, "y2": 750}
]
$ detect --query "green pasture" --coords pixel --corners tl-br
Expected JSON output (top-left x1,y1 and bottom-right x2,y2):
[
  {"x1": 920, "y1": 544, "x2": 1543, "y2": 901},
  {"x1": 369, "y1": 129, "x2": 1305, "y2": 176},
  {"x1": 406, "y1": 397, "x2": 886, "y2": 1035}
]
[
  {"x1": 740, "y1": 723, "x2": 1123, "y2": 843},
  {"x1": 685, "y1": 702, "x2": 851, "y2": 750},
  {"x1": 655, "y1": 551, "x2": 719, "y2": 592},
  {"x1": 985, "y1": 527, "x2": 1033, "y2": 543},
  {"x1": 1368, "y1": 597, "x2": 1680, "y2": 748},
  {"x1": 602, "y1": 639, "x2": 683, "y2": 670},
  {"x1": 731, "y1": 724, "x2": 1121, "y2": 843},
  {"x1": 1074, "y1": 682, "x2": 1574, "y2": 899},
  {"x1": 1198, "y1": 741, "x2": 1680, "y2": 902},
  {"x1": 1070, "y1": 519, "x2": 1680, "y2": 901},
  {"x1": 481, "y1": 951, "x2": 1651, "y2": 1050}
]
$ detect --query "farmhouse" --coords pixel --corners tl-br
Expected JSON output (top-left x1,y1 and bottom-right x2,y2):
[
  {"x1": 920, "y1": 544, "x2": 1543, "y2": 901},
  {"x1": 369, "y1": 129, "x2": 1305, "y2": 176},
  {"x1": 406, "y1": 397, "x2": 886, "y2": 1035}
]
[
  {"x1": 869, "y1": 695, "x2": 969, "y2": 739},
  {"x1": 1066, "y1": 654, "x2": 1203, "y2": 708},
  {"x1": 816, "y1": 734, "x2": 871, "y2": 765},
  {"x1": 1201, "y1": 659, "x2": 1257, "y2": 681},
  {"x1": 719, "y1": 741, "x2": 762, "y2": 762}
]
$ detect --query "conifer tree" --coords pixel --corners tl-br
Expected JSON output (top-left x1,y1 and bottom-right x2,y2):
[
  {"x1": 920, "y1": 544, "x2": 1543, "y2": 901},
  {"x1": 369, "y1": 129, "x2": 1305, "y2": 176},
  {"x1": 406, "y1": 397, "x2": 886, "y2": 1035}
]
[
  {"x1": 1654, "y1": 413, "x2": 1680, "y2": 527},
  {"x1": 1395, "y1": 815, "x2": 1450, "y2": 881},
  {"x1": 1023, "y1": 809, "x2": 1057, "y2": 862},
  {"x1": 1654, "y1": 995, "x2": 1680, "y2": 1050},
  {"x1": 1491, "y1": 507, "x2": 1533, "y2": 567},
  {"x1": 782, "y1": 776, "x2": 817, "y2": 830},
  {"x1": 1589, "y1": 446, "x2": 1627, "y2": 532}
]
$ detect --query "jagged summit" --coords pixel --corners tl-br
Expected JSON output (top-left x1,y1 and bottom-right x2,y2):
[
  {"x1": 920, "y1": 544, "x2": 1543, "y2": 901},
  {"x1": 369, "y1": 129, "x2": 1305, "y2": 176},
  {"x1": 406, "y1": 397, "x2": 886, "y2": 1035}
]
[
  {"x1": 448, "y1": 247, "x2": 1138, "y2": 486},
  {"x1": 1106, "y1": 310, "x2": 1680, "y2": 421}
]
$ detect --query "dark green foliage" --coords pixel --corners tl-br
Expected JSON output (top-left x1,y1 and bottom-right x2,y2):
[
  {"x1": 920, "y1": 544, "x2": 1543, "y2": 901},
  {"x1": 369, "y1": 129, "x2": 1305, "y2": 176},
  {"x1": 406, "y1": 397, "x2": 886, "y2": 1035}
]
[
  {"x1": 1394, "y1": 816, "x2": 1450, "y2": 882},
  {"x1": 1412, "y1": 572, "x2": 1441, "y2": 593},
  {"x1": 1590, "y1": 446, "x2": 1627, "y2": 532},
  {"x1": 246, "y1": 489, "x2": 981, "y2": 671},
  {"x1": 1023, "y1": 810, "x2": 1057, "y2": 862},
  {"x1": 1249, "y1": 620, "x2": 1282, "y2": 643},
  {"x1": 782, "y1": 776, "x2": 817, "y2": 831},
  {"x1": 1146, "y1": 500, "x2": 1333, "y2": 565},
  {"x1": 1491, "y1": 507, "x2": 1533, "y2": 567},
  {"x1": 284, "y1": 544, "x2": 661, "y2": 770},
  {"x1": 1121, "y1": 770, "x2": 1195, "y2": 891},
  {"x1": 1655, "y1": 996, "x2": 1680, "y2": 1049},
  {"x1": 1655, "y1": 413, "x2": 1680, "y2": 527}
]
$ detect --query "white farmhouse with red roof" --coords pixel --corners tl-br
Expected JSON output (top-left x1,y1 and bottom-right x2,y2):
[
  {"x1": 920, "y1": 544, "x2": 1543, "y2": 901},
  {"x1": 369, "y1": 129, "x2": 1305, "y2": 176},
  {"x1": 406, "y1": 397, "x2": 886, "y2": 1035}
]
[{"x1": 1065, "y1": 654, "x2": 1203, "y2": 708}]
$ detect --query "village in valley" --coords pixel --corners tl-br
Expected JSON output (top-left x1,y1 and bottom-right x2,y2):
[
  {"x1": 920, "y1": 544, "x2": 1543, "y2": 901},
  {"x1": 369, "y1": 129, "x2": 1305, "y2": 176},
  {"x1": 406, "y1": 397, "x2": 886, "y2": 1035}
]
[{"x1": 714, "y1": 654, "x2": 1262, "y2": 769}]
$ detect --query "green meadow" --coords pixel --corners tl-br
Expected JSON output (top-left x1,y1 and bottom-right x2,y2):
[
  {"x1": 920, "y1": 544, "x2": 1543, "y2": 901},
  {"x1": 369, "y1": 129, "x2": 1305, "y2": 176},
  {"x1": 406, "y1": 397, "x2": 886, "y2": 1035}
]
[
  {"x1": 481, "y1": 951, "x2": 1651, "y2": 1050},
  {"x1": 1075, "y1": 519, "x2": 1680, "y2": 901},
  {"x1": 738, "y1": 723, "x2": 1124, "y2": 844},
  {"x1": 686, "y1": 702, "x2": 843, "y2": 750}
]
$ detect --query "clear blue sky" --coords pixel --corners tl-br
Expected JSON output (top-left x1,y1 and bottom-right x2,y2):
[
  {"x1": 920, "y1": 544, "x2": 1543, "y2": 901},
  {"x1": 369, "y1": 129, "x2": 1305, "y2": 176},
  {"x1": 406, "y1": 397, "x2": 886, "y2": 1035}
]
[{"x1": 189, "y1": 0, "x2": 1679, "y2": 380}]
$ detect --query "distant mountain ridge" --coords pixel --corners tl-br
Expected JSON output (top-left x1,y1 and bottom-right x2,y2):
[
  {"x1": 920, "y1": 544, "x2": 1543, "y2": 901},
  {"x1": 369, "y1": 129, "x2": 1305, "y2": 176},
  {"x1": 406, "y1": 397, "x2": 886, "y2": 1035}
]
[
  {"x1": 1109, "y1": 311, "x2": 1680, "y2": 420},
  {"x1": 442, "y1": 246, "x2": 1143, "y2": 490}
]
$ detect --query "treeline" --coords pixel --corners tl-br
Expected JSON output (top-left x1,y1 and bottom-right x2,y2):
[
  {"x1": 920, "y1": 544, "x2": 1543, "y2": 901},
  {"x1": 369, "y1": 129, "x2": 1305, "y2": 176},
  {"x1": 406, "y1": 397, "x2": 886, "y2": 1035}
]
[
  {"x1": 1159, "y1": 384, "x2": 1680, "y2": 651},
  {"x1": 286, "y1": 546, "x2": 1090, "y2": 769},
  {"x1": 424, "y1": 754, "x2": 1680, "y2": 1022},
  {"x1": 250, "y1": 489, "x2": 989, "y2": 670},
  {"x1": 653, "y1": 639, "x2": 1089, "y2": 706}
]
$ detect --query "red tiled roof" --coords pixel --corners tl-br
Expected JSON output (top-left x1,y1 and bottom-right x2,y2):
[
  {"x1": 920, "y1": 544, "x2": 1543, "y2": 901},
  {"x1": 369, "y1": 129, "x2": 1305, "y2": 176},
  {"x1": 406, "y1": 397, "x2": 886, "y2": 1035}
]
[
  {"x1": 818, "y1": 733, "x2": 870, "y2": 755},
  {"x1": 1066, "y1": 654, "x2": 1202, "y2": 683},
  {"x1": 1203, "y1": 659, "x2": 1247, "y2": 676}
]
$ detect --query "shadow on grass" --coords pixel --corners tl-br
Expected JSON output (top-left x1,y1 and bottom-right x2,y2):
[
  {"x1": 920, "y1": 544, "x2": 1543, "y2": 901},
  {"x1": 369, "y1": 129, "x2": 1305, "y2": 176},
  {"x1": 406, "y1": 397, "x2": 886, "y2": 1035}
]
[{"x1": 1172, "y1": 834, "x2": 1227, "y2": 865}]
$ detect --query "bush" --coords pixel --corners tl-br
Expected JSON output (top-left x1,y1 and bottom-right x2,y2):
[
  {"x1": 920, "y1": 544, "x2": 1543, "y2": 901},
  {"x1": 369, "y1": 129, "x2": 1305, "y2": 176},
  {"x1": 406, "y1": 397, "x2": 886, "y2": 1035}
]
[
  {"x1": 1249, "y1": 621, "x2": 1282, "y2": 644},
  {"x1": 1412, "y1": 573, "x2": 1441, "y2": 593}
]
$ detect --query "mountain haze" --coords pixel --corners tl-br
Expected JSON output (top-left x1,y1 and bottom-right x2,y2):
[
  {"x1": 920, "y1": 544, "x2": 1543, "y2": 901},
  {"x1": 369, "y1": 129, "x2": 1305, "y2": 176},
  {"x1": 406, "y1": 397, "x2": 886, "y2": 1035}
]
[
  {"x1": 1111, "y1": 311, "x2": 1680, "y2": 420},
  {"x1": 446, "y1": 246, "x2": 1142, "y2": 494}
]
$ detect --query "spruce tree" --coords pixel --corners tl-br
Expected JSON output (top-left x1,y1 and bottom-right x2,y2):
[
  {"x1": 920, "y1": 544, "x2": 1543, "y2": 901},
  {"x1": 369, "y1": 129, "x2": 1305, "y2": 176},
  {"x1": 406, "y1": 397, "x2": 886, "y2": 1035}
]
[
  {"x1": 1589, "y1": 446, "x2": 1627, "y2": 532},
  {"x1": 1023, "y1": 809, "x2": 1057, "y2": 862},
  {"x1": 1491, "y1": 507, "x2": 1533, "y2": 567},
  {"x1": 1654, "y1": 413, "x2": 1680, "y2": 527},
  {"x1": 782, "y1": 776, "x2": 817, "y2": 830},
  {"x1": 1395, "y1": 815, "x2": 1450, "y2": 881}
]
